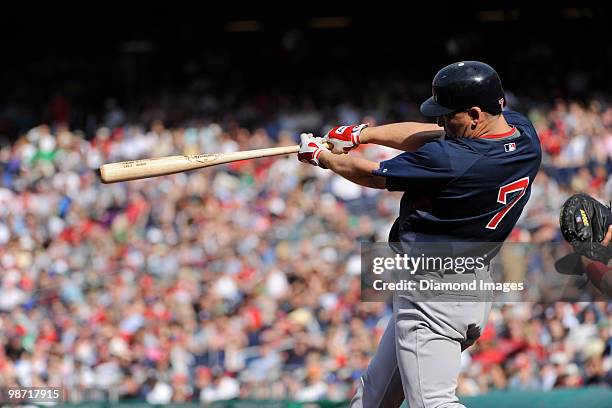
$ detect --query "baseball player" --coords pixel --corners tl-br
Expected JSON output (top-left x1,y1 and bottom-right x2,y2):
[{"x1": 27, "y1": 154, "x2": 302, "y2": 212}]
[{"x1": 297, "y1": 61, "x2": 542, "y2": 407}]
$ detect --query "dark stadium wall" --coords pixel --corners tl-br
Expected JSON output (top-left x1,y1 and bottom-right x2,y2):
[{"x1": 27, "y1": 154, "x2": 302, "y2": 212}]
[{"x1": 0, "y1": 3, "x2": 609, "y2": 139}]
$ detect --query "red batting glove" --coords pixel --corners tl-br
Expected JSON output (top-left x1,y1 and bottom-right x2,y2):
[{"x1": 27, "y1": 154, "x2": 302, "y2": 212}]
[
  {"x1": 324, "y1": 124, "x2": 368, "y2": 154},
  {"x1": 297, "y1": 133, "x2": 327, "y2": 168}
]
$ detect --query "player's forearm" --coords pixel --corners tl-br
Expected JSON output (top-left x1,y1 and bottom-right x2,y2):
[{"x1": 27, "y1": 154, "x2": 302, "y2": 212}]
[
  {"x1": 319, "y1": 151, "x2": 386, "y2": 189},
  {"x1": 360, "y1": 123, "x2": 444, "y2": 151}
]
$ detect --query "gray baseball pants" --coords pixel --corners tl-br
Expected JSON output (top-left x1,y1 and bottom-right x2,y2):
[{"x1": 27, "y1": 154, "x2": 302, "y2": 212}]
[{"x1": 351, "y1": 275, "x2": 492, "y2": 408}]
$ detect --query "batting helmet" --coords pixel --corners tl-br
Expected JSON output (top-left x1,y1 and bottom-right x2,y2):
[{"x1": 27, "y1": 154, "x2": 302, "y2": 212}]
[{"x1": 420, "y1": 61, "x2": 505, "y2": 117}]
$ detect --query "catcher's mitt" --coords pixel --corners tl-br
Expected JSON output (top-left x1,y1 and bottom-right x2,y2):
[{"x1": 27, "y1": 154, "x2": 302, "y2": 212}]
[{"x1": 555, "y1": 194, "x2": 612, "y2": 275}]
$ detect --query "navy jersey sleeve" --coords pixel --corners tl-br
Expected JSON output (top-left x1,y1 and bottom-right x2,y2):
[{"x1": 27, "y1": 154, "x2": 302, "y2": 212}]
[
  {"x1": 372, "y1": 140, "x2": 455, "y2": 193},
  {"x1": 503, "y1": 110, "x2": 538, "y2": 142}
]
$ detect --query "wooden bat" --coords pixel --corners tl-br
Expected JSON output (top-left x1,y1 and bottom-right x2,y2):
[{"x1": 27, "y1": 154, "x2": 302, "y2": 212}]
[{"x1": 98, "y1": 143, "x2": 329, "y2": 183}]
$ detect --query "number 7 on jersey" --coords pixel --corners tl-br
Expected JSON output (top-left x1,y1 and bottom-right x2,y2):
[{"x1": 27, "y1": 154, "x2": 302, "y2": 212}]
[{"x1": 486, "y1": 177, "x2": 530, "y2": 230}]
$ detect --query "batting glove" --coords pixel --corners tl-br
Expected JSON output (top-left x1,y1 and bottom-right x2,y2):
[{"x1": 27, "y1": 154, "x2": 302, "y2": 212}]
[
  {"x1": 298, "y1": 133, "x2": 327, "y2": 168},
  {"x1": 324, "y1": 124, "x2": 368, "y2": 154}
]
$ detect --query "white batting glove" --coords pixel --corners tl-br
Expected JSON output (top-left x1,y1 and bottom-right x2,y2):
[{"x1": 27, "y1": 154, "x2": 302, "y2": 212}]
[
  {"x1": 298, "y1": 133, "x2": 328, "y2": 168},
  {"x1": 323, "y1": 124, "x2": 368, "y2": 154}
]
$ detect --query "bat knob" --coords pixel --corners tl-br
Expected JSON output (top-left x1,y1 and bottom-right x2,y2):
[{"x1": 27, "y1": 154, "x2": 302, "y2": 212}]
[{"x1": 96, "y1": 167, "x2": 110, "y2": 184}]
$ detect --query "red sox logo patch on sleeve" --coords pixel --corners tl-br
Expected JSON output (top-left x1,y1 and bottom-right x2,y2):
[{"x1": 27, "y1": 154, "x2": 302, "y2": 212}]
[{"x1": 504, "y1": 142, "x2": 516, "y2": 152}]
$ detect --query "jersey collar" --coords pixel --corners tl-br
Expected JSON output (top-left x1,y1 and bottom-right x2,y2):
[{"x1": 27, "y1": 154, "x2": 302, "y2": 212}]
[{"x1": 480, "y1": 127, "x2": 517, "y2": 140}]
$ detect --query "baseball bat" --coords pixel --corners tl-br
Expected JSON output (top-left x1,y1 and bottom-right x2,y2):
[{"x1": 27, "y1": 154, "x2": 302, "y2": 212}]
[{"x1": 98, "y1": 143, "x2": 329, "y2": 183}]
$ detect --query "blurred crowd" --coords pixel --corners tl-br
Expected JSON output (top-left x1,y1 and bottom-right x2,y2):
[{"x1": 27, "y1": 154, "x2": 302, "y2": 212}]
[{"x1": 0, "y1": 96, "x2": 610, "y2": 403}]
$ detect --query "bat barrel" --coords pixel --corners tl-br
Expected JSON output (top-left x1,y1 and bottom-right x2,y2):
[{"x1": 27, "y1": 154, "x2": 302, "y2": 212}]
[{"x1": 99, "y1": 156, "x2": 198, "y2": 183}]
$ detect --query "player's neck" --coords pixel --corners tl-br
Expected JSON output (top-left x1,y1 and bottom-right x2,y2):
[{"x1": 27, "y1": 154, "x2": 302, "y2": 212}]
[{"x1": 471, "y1": 115, "x2": 513, "y2": 139}]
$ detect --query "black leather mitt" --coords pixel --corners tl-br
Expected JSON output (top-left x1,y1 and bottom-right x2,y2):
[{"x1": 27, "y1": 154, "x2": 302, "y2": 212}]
[{"x1": 556, "y1": 194, "x2": 612, "y2": 275}]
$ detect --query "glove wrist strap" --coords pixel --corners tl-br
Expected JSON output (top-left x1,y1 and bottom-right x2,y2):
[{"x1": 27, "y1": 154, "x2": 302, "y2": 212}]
[
  {"x1": 353, "y1": 123, "x2": 369, "y2": 145},
  {"x1": 315, "y1": 148, "x2": 327, "y2": 169}
]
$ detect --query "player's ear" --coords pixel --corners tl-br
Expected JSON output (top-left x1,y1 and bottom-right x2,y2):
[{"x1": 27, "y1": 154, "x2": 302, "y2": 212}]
[{"x1": 466, "y1": 107, "x2": 481, "y2": 129}]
